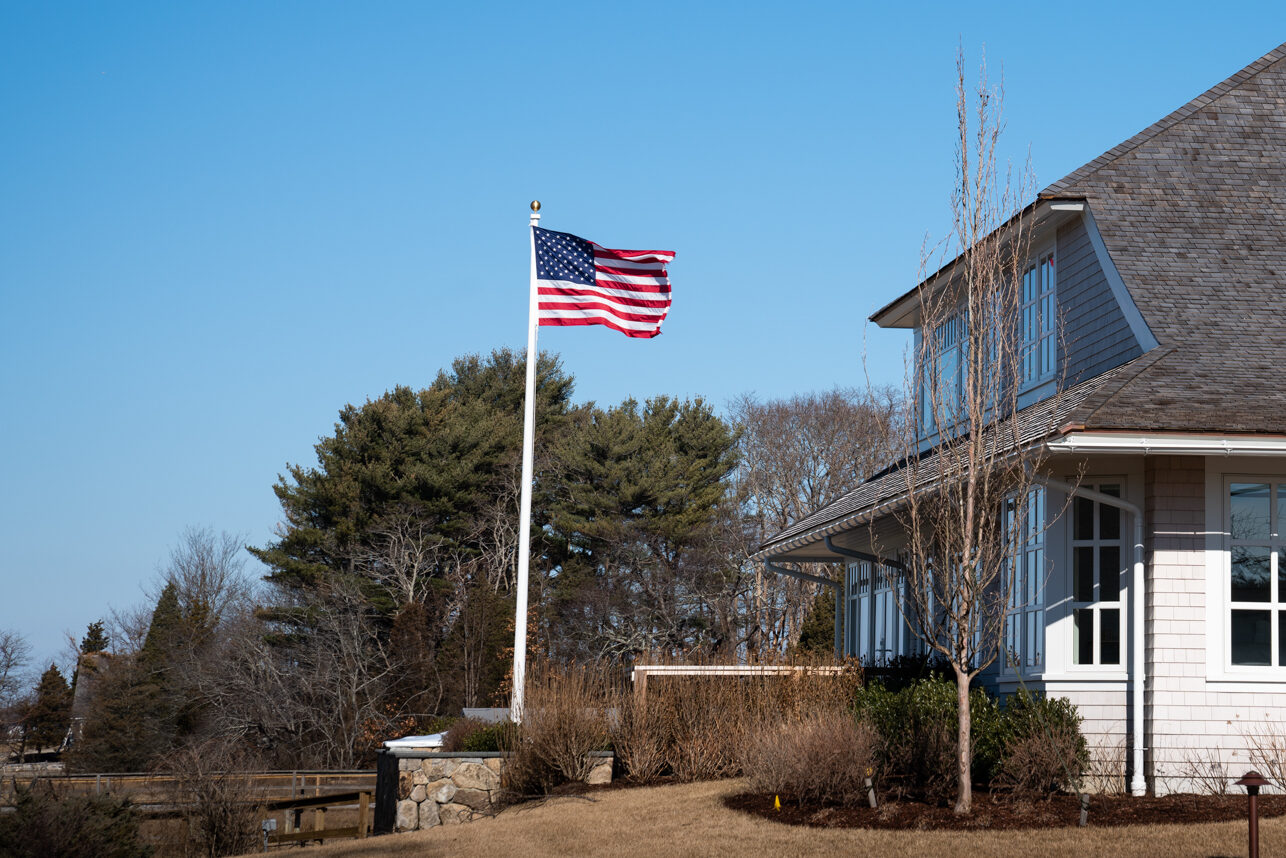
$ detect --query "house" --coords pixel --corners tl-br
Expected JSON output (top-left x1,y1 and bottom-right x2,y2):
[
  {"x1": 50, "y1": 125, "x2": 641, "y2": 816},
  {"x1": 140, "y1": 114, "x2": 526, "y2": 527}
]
[{"x1": 755, "y1": 42, "x2": 1286, "y2": 796}]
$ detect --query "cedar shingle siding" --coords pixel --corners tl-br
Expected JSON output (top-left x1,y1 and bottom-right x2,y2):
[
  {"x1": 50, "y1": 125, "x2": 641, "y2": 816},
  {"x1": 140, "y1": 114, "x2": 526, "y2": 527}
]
[{"x1": 1057, "y1": 217, "x2": 1143, "y2": 385}]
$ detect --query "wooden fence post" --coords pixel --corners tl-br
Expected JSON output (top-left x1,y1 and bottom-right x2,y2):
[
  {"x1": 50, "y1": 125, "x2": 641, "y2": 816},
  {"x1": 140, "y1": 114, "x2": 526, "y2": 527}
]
[{"x1": 358, "y1": 791, "x2": 370, "y2": 838}]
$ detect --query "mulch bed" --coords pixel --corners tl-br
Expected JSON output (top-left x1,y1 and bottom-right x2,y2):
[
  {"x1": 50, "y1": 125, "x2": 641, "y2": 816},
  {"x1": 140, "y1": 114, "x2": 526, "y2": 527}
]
[{"x1": 725, "y1": 791, "x2": 1286, "y2": 831}]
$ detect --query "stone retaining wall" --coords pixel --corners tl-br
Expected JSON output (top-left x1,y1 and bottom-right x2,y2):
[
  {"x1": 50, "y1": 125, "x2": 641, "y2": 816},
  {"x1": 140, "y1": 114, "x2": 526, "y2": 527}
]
[{"x1": 389, "y1": 751, "x2": 613, "y2": 832}]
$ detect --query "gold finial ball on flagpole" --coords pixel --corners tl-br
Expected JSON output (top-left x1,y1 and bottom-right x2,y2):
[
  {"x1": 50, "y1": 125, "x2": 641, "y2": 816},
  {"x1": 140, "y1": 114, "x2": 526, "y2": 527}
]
[{"x1": 530, "y1": 200, "x2": 541, "y2": 212}]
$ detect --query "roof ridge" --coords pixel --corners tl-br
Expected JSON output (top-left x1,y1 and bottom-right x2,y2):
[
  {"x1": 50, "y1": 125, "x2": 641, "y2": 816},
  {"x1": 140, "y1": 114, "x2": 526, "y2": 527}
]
[{"x1": 1040, "y1": 41, "x2": 1286, "y2": 197}]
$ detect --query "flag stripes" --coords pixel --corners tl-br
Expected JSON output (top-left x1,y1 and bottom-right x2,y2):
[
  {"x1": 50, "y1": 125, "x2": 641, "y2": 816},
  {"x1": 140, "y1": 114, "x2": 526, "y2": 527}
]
[{"x1": 533, "y1": 227, "x2": 674, "y2": 339}]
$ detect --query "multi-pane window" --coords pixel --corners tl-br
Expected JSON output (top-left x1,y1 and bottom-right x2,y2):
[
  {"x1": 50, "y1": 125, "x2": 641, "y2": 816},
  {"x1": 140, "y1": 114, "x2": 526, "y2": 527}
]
[
  {"x1": 1020, "y1": 250, "x2": 1056, "y2": 386},
  {"x1": 1227, "y1": 482, "x2": 1286, "y2": 666},
  {"x1": 1070, "y1": 483, "x2": 1124, "y2": 666},
  {"x1": 845, "y1": 560, "x2": 905, "y2": 664},
  {"x1": 919, "y1": 314, "x2": 967, "y2": 434},
  {"x1": 1004, "y1": 488, "x2": 1046, "y2": 673}
]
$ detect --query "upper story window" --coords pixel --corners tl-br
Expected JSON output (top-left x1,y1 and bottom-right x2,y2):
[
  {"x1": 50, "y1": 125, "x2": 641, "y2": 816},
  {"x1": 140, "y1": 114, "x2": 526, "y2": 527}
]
[
  {"x1": 1227, "y1": 481, "x2": 1286, "y2": 667},
  {"x1": 918, "y1": 248, "x2": 1055, "y2": 439},
  {"x1": 1020, "y1": 249, "x2": 1057, "y2": 387},
  {"x1": 919, "y1": 313, "x2": 967, "y2": 434}
]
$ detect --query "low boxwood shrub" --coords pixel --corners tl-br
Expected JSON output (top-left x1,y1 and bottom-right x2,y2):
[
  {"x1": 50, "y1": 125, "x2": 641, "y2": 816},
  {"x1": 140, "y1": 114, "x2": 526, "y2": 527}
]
[
  {"x1": 855, "y1": 677, "x2": 1089, "y2": 803},
  {"x1": 992, "y1": 689, "x2": 1088, "y2": 797},
  {"x1": 441, "y1": 717, "x2": 488, "y2": 752},
  {"x1": 855, "y1": 676, "x2": 1003, "y2": 803},
  {"x1": 460, "y1": 721, "x2": 508, "y2": 752}
]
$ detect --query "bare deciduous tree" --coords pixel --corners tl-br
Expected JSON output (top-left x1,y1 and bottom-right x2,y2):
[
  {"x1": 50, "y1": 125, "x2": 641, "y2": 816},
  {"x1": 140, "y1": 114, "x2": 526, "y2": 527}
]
[
  {"x1": 732, "y1": 388, "x2": 900, "y2": 655},
  {"x1": 196, "y1": 578, "x2": 403, "y2": 768},
  {"x1": 353, "y1": 511, "x2": 450, "y2": 608},
  {"x1": 0, "y1": 629, "x2": 30, "y2": 705},
  {"x1": 873, "y1": 51, "x2": 1064, "y2": 814},
  {"x1": 0, "y1": 629, "x2": 32, "y2": 747},
  {"x1": 163, "y1": 527, "x2": 254, "y2": 640}
]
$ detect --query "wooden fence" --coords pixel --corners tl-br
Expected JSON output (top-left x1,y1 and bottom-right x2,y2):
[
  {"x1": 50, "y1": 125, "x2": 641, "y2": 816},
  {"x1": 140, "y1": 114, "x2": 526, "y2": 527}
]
[
  {"x1": 2, "y1": 770, "x2": 379, "y2": 849},
  {"x1": 0, "y1": 769, "x2": 375, "y2": 806},
  {"x1": 263, "y1": 790, "x2": 373, "y2": 846}
]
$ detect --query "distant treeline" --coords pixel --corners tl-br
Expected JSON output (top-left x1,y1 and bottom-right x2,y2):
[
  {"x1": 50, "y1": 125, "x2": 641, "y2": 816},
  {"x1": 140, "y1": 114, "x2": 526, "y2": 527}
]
[{"x1": 1, "y1": 348, "x2": 898, "y2": 772}]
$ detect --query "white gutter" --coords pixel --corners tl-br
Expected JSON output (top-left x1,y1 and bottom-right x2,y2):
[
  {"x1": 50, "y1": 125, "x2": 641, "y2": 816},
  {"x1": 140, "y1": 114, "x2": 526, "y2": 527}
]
[
  {"x1": 1049, "y1": 433, "x2": 1286, "y2": 456},
  {"x1": 1037, "y1": 473, "x2": 1147, "y2": 796}
]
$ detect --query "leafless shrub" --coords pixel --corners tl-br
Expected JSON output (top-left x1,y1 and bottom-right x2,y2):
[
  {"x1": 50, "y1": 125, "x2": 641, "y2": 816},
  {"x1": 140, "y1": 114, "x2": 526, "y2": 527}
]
[
  {"x1": 882, "y1": 719, "x2": 958, "y2": 805},
  {"x1": 1244, "y1": 722, "x2": 1286, "y2": 791},
  {"x1": 498, "y1": 726, "x2": 557, "y2": 799},
  {"x1": 526, "y1": 664, "x2": 611, "y2": 782},
  {"x1": 658, "y1": 675, "x2": 748, "y2": 781},
  {"x1": 993, "y1": 724, "x2": 1086, "y2": 800},
  {"x1": 1180, "y1": 747, "x2": 1231, "y2": 795},
  {"x1": 161, "y1": 737, "x2": 267, "y2": 858},
  {"x1": 610, "y1": 691, "x2": 667, "y2": 782},
  {"x1": 503, "y1": 659, "x2": 863, "y2": 793},
  {"x1": 741, "y1": 709, "x2": 877, "y2": 806},
  {"x1": 502, "y1": 662, "x2": 610, "y2": 795},
  {"x1": 647, "y1": 658, "x2": 862, "y2": 782},
  {"x1": 1081, "y1": 734, "x2": 1127, "y2": 796}
]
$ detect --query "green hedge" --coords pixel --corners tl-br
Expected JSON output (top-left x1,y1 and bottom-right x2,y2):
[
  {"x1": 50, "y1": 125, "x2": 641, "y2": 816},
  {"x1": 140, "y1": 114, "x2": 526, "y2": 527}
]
[{"x1": 854, "y1": 677, "x2": 1086, "y2": 801}]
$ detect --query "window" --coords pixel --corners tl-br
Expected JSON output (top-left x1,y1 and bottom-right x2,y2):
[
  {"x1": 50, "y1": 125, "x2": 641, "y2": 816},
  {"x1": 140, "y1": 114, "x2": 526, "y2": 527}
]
[
  {"x1": 1020, "y1": 249, "x2": 1056, "y2": 386},
  {"x1": 845, "y1": 560, "x2": 906, "y2": 664},
  {"x1": 1227, "y1": 482, "x2": 1286, "y2": 666},
  {"x1": 919, "y1": 313, "x2": 967, "y2": 433},
  {"x1": 1004, "y1": 488, "x2": 1046, "y2": 673},
  {"x1": 1070, "y1": 483, "x2": 1124, "y2": 667},
  {"x1": 919, "y1": 248, "x2": 1054, "y2": 438}
]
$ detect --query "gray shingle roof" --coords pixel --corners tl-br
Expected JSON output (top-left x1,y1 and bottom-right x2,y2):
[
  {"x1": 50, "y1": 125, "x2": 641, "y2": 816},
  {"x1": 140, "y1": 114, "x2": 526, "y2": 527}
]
[{"x1": 1044, "y1": 41, "x2": 1286, "y2": 433}]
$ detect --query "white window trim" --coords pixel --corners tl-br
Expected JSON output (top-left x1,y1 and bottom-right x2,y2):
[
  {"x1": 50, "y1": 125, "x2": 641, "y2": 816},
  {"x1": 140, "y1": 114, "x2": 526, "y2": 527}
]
[
  {"x1": 1042, "y1": 475, "x2": 1135, "y2": 683},
  {"x1": 1000, "y1": 487, "x2": 1048, "y2": 679},
  {"x1": 1206, "y1": 471, "x2": 1286, "y2": 682},
  {"x1": 1066, "y1": 480, "x2": 1127, "y2": 672},
  {"x1": 1018, "y1": 242, "x2": 1058, "y2": 393}
]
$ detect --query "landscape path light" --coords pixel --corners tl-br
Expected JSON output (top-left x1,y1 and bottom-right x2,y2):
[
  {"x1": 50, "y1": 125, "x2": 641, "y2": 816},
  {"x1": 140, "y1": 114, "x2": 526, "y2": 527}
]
[{"x1": 1234, "y1": 770, "x2": 1270, "y2": 858}]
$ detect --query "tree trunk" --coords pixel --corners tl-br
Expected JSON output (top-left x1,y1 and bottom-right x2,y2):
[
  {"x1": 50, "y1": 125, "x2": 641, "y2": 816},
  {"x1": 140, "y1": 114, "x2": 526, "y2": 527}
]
[{"x1": 954, "y1": 664, "x2": 972, "y2": 814}]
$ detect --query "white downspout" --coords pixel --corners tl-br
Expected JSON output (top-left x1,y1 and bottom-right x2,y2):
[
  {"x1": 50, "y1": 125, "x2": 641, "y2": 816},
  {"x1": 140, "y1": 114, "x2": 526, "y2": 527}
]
[{"x1": 1035, "y1": 474, "x2": 1148, "y2": 796}]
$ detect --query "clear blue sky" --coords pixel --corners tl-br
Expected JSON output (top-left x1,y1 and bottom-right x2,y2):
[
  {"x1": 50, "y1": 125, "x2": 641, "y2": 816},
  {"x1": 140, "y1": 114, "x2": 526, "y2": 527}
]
[{"x1": 2, "y1": 1, "x2": 1282, "y2": 667}]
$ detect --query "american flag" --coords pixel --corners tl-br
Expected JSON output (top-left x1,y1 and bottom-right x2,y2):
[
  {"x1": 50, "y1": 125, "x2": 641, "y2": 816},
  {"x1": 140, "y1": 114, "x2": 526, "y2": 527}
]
[{"x1": 533, "y1": 227, "x2": 674, "y2": 339}]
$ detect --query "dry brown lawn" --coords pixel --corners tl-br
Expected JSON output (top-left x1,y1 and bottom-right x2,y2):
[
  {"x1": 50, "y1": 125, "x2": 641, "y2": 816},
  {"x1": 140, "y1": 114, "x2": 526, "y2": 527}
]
[{"x1": 230, "y1": 779, "x2": 1282, "y2": 858}]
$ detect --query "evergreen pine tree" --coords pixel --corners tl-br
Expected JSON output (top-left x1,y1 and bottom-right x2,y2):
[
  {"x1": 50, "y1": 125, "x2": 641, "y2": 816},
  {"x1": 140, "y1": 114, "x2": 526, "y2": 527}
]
[
  {"x1": 25, "y1": 664, "x2": 72, "y2": 752},
  {"x1": 793, "y1": 591, "x2": 838, "y2": 656},
  {"x1": 80, "y1": 621, "x2": 109, "y2": 654},
  {"x1": 67, "y1": 586, "x2": 186, "y2": 772},
  {"x1": 140, "y1": 582, "x2": 182, "y2": 672}
]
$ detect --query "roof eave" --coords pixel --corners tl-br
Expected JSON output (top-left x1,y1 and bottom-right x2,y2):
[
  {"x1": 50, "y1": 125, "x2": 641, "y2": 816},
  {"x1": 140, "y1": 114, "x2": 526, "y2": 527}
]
[{"x1": 868, "y1": 197, "x2": 1088, "y2": 329}]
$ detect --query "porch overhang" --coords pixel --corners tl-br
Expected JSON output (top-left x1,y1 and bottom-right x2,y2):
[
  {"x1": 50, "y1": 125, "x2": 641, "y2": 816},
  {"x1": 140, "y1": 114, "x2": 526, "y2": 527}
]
[{"x1": 753, "y1": 495, "x2": 905, "y2": 564}]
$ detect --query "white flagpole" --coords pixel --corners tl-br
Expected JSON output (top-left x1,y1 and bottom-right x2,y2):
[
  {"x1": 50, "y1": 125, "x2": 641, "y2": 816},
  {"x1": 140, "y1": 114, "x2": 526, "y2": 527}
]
[{"x1": 511, "y1": 200, "x2": 541, "y2": 723}]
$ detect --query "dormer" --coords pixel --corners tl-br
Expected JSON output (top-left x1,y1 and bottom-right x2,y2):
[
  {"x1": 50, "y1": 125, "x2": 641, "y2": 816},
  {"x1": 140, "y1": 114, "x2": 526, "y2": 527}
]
[{"x1": 871, "y1": 200, "x2": 1157, "y2": 441}]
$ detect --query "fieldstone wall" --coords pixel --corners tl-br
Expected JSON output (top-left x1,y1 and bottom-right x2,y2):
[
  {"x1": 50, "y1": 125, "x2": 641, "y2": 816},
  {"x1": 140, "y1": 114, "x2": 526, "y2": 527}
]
[{"x1": 390, "y1": 751, "x2": 613, "y2": 832}]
